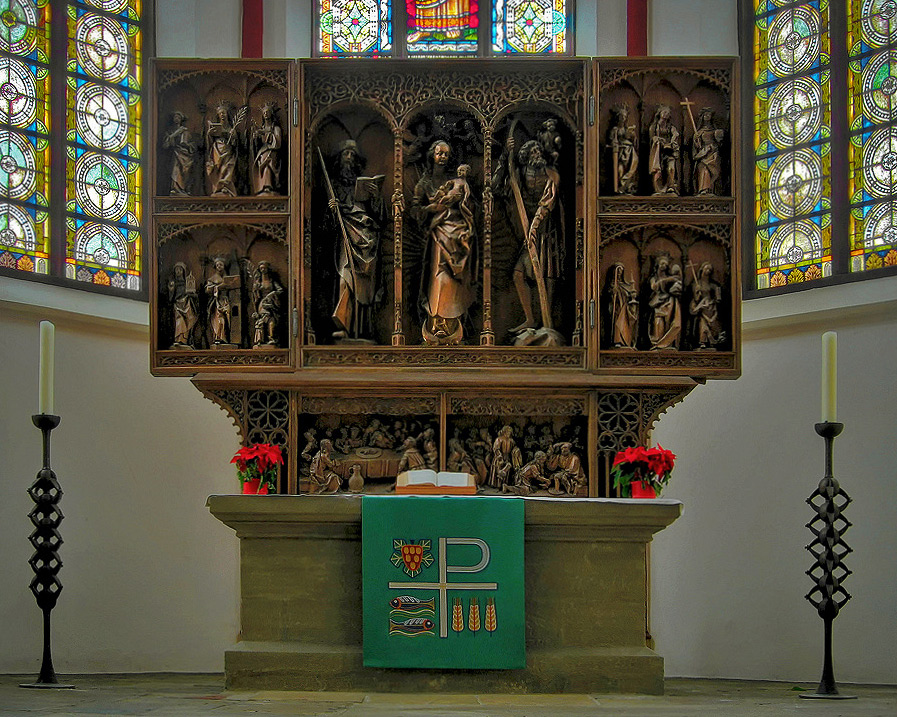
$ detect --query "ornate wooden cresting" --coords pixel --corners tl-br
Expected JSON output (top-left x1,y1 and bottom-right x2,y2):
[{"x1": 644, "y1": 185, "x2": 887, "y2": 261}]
[{"x1": 150, "y1": 57, "x2": 740, "y2": 498}]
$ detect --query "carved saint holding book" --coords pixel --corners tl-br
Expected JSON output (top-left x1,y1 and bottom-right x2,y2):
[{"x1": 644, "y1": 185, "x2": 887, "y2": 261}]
[{"x1": 323, "y1": 140, "x2": 386, "y2": 342}]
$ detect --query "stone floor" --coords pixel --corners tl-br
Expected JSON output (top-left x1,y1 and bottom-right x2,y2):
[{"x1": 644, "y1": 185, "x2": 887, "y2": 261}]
[{"x1": 2, "y1": 674, "x2": 895, "y2": 716}]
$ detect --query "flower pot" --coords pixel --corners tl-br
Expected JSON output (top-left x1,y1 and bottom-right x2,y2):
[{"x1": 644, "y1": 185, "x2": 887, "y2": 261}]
[
  {"x1": 241, "y1": 478, "x2": 269, "y2": 495},
  {"x1": 630, "y1": 480, "x2": 656, "y2": 499}
]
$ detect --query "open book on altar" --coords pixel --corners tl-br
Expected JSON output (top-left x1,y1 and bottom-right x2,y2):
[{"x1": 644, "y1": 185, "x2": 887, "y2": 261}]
[{"x1": 395, "y1": 469, "x2": 476, "y2": 495}]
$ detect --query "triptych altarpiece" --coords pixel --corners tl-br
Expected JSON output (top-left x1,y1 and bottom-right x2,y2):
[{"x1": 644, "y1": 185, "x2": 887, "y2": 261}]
[{"x1": 149, "y1": 56, "x2": 741, "y2": 498}]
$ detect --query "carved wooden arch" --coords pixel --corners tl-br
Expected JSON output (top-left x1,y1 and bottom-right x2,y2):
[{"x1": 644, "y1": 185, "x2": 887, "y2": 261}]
[
  {"x1": 307, "y1": 98, "x2": 399, "y2": 137},
  {"x1": 600, "y1": 67, "x2": 731, "y2": 94},
  {"x1": 599, "y1": 221, "x2": 732, "y2": 248},
  {"x1": 156, "y1": 220, "x2": 288, "y2": 247},
  {"x1": 491, "y1": 99, "x2": 579, "y2": 138},
  {"x1": 399, "y1": 98, "x2": 488, "y2": 134},
  {"x1": 157, "y1": 67, "x2": 289, "y2": 94}
]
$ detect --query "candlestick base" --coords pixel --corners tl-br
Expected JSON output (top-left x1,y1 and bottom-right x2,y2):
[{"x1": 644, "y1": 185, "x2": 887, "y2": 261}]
[
  {"x1": 799, "y1": 692, "x2": 857, "y2": 700},
  {"x1": 19, "y1": 682, "x2": 76, "y2": 689}
]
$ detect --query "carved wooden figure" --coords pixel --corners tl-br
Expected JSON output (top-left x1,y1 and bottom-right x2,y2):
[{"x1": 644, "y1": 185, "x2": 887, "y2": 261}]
[
  {"x1": 607, "y1": 262, "x2": 639, "y2": 348},
  {"x1": 250, "y1": 102, "x2": 283, "y2": 195},
  {"x1": 250, "y1": 261, "x2": 284, "y2": 347},
  {"x1": 167, "y1": 262, "x2": 198, "y2": 348},
  {"x1": 162, "y1": 111, "x2": 196, "y2": 196},
  {"x1": 691, "y1": 107, "x2": 725, "y2": 196},
  {"x1": 649, "y1": 105, "x2": 681, "y2": 196},
  {"x1": 648, "y1": 254, "x2": 683, "y2": 350},
  {"x1": 206, "y1": 101, "x2": 245, "y2": 196},
  {"x1": 205, "y1": 256, "x2": 240, "y2": 347},
  {"x1": 608, "y1": 104, "x2": 638, "y2": 195},
  {"x1": 310, "y1": 439, "x2": 341, "y2": 493},
  {"x1": 324, "y1": 140, "x2": 386, "y2": 342},
  {"x1": 688, "y1": 261, "x2": 726, "y2": 349},
  {"x1": 495, "y1": 130, "x2": 564, "y2": 346},
  {"x1": 413, "y1": 142, "x2": 477, "y2": 345}
]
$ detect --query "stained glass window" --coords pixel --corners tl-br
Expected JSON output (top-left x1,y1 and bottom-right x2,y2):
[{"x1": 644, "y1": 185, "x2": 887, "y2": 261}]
[
  {"x1": 754, "y1": 1, "x2": 832, "y2": 289},
  {"x1": 0, "y1": 0, "x2": 143, "y2": 294},
  {"x1": 315, "y1": 1, "x2": 571, "y2": 57},
  {"x1": 0, "y1": 0, "x2": 50, "y2": 276},
  {"x1": 753, "y1": 1, "x2": 897, "y2": 291},
  {"x1": 848, "y1": 0, "x2": 897, "y2": 271},
  {"x1": 65, "y1": 0, "x2": 142, "y2": 290}
]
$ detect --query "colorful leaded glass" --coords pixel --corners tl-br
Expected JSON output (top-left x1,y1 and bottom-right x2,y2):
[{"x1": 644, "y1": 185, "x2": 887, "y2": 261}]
[
  {"x1": 492, "y1": 0, "x2": 567, "y2": 54},
  {"x1": 65, "y1": 1, "x2": 141, "y2": 290},
  {"x1": 0, "y1": 0, "x2": 50, "y2": 275},
  {"x1": 406, "y1": 0, "x2": 478, "y2": 54},
  {"x1": 319, "y1": 0, "x2": 392, "y2": 56},
  {"x1": 848, "y1": 0, "x2": 897, "y2": 271},
  {"x1": 754, "y1": 0, "x2": 832, "y2": 288}
]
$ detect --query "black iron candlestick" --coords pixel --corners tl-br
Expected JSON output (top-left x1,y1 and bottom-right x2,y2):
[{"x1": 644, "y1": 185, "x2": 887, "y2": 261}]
[
  {"x1": 20, "y1": 414, "x2": 74, "y2": 689},
  {"x1": 800, "y1": 421, "x2": 855, "y2": 700}
]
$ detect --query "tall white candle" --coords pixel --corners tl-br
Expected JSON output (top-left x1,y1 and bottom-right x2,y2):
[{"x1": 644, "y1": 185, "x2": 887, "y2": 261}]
[
  {"x1": 38, "y1": 320, "x2": 54, "y2": 415},
  {"x1": 821, "y1": 331, "x2": 837, "y2": 423}
]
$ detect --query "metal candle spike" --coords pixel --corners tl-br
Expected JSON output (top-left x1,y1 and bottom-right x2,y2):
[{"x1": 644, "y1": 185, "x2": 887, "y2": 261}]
[
  {"x1": 800, "y1": 421, "x2": 856, "y2": 700},
  {"x1": 20, "y1": 414, "x2": 74, "y2": 689}
]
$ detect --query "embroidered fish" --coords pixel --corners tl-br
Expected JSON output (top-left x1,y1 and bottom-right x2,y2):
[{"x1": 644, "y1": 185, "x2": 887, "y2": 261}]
[
  {"x1": 389, "y1": 617, "x2": 435, "y2": 635},
  {"x1": 390, "y1": 596, "x2": 435, "y2": 610}
]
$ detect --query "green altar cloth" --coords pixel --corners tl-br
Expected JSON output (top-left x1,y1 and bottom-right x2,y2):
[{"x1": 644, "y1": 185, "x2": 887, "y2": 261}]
[{"x1": 362, "y1": 496, "x2": 525, "y2": 669}]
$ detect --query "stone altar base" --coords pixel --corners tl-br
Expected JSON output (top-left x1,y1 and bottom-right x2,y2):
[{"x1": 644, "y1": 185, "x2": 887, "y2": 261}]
[{"x1": 207, "y1": 495, "x2": 682, "y2": 694}]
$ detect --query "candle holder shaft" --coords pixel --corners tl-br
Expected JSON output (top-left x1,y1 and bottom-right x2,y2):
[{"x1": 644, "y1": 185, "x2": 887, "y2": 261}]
[
  {"x1": 20, "y1": 414, "x2": 74, "y2": 689},
  {"x1": 799, "y1": 421, "x2": 855, "y2": 700}
]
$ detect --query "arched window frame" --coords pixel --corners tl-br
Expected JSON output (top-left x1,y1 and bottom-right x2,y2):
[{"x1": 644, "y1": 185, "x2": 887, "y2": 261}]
[
  {"x1": 313, "y1": 1, "x2": 575, "y2": 58},
  {"x1": 0, "y1": 0, "x2": 151, "y2": 301},
  {"x1": 745, "y1": 0, "x2": 897, "y2": 298}
]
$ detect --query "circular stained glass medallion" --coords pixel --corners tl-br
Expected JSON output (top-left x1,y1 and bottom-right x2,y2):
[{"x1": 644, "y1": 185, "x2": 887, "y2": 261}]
[
  {"x1": 768, "y1": 76, "x2": 823, "y2": 147},
  {"x1": 83, "y1": 0, "x2": 129, "y2": 14},
  {"x1": 861, "y1": 0, "x2": 897, "y2": 48},
  {"x1": 0, "y1": 56, "x2": 36, "y2": 127},
  {"x1": 75, "y1": 221, "x2": 127, "y2": 269},
  {"x1": 768, "y1": 6, "x2": 821, "y2": 77},
  {"x1": 862, "y1": 201, "x2": 897, "y2": 248},
  {"x1": 769, "y1": 220, "x2": 823, "y2": 268},
  {"x1": 74, "y1": 152, "x2": 128, "y2": 220},
  {"x1": 0, "y1": 202, "x2": 36, "y2": 250},
  {"x1": 75, "y1": 13, "x2": 130, "y2": 83},
  {"x1": 0, "y1": 129, "x2": 35, "y2": 199},
  {"x1": 75, "y1": 82, "x2": 129, "y2": 151},
  {"x1": 0, "y1": 0, "x2": 38, "y2": 56},
  {"x1": 862, "y1": 50, "x2": 897, "y2": 124},
  {"x1": 863, "y1": 126, "x2": 897, "y2": 196},
  {"x1": 768, "y1": 149, "x2": 823, "y2": 218}
]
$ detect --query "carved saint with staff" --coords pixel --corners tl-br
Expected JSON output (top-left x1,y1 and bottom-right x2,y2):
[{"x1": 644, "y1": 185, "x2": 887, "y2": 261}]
[
  {"x1": 319, "y1": 140, "x2": 386, "y2": 342},
  {"x1": 494, "y1": 117, "x2": 565, "y2": 346}
]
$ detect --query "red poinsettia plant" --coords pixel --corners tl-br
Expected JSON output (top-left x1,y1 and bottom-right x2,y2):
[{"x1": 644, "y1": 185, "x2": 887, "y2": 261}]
[
  {"x1": 231, "y1": 443, "x2": 283, "y2": 493},
  {"x1": 610, "y1": 445, "x2": 676, "y2": 497}
]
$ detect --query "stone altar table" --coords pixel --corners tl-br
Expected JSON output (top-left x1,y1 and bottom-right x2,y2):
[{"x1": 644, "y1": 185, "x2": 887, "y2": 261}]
[{"x1": 208, "y1": 495, "x2": 681, "y2": 694}]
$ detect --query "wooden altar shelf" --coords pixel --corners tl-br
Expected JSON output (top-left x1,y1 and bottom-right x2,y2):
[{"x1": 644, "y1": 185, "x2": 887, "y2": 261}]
[{"x1": 208, "y1": 494, "x2": 682, "y2": 694}]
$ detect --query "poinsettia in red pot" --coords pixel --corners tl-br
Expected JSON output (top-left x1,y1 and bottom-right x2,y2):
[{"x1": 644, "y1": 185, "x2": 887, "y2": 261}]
[
  {"x1": 610, "y1": 445, "x2": 676, "y2": 498},
  {"x1": 231, "y1": 443, "x2": 283, "y2": 494}
]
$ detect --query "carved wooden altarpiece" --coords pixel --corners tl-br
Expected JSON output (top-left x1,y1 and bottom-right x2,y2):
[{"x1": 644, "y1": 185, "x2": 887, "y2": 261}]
[{"x1": 150, "y1": 57, "x2": 740, "y2": 498}]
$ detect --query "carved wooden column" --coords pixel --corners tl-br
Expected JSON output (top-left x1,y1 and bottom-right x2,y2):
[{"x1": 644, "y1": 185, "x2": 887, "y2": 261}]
[
  {"x1": 392, "y1": 125, "x2": 405, "y2": 346},
  {"x1": 480, "y1": 123, "x2": 495, "y2": 346}
]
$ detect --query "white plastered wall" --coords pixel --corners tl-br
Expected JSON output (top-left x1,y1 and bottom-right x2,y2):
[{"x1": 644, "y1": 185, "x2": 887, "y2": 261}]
[{"x1": 1, "y1": 0, "x2": 894, "y2": 682}]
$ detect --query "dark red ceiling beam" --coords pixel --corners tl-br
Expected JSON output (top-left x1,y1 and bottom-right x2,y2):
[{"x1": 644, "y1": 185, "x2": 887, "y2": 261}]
[
  {"x1": 627, "y1": 0, "x2": 648, "y2": 56},
  {"x1": 242, "y1": 0, "x2": 264, "y2": 58}
]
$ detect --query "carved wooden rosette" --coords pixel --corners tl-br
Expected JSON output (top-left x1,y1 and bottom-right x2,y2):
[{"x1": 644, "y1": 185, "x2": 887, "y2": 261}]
[{"x1": 148, "y1": 58, "x2": 739, "y2": 498}]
